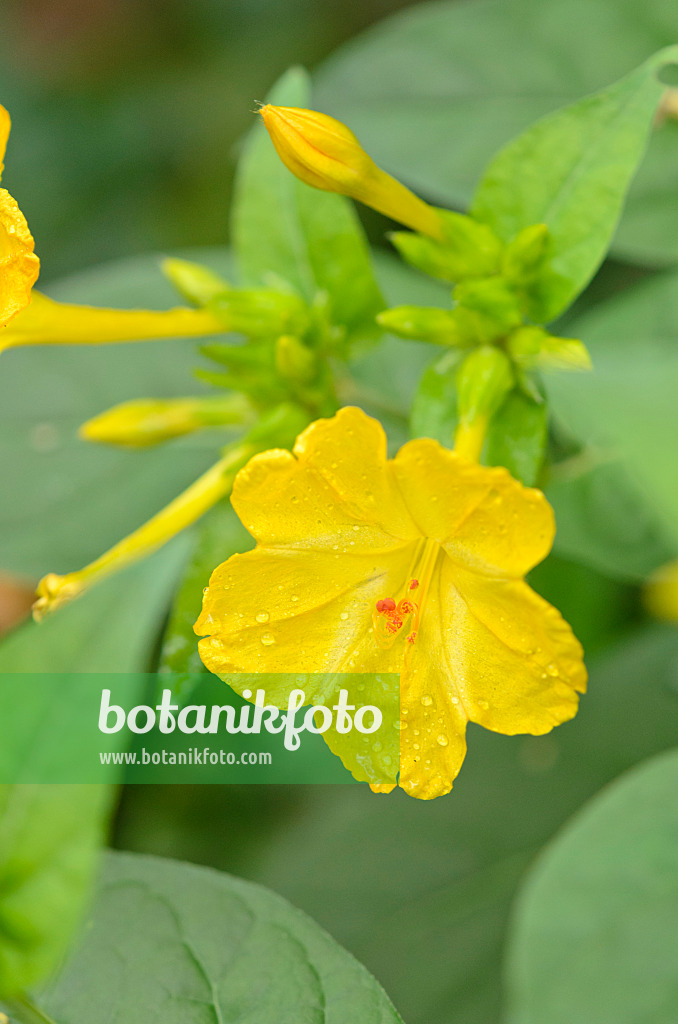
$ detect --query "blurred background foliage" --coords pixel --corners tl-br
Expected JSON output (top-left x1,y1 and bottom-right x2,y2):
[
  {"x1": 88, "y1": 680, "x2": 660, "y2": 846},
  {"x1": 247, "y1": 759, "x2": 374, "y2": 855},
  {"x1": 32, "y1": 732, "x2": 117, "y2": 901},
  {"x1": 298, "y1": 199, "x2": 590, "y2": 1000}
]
[
  {"x1": 0, "y1": 0, "x2": 427, "y2": 282},
  {"x1": 2, "y1": 1, "x2": 678, "y2": 1022}
]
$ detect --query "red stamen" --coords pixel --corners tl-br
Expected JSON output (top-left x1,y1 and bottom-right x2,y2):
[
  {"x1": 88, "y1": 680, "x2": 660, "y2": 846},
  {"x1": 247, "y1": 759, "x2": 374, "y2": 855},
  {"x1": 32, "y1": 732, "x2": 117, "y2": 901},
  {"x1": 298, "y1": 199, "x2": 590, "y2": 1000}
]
[
  {"x1": 406, "y1": 631, "x2": 417, "y2": 644},
  {"x1": 409, "y1": 579, "x2": 419, "y2": 590},
  {"x1": 376, "y1": 598, "x2": 396, "y2": 613}
]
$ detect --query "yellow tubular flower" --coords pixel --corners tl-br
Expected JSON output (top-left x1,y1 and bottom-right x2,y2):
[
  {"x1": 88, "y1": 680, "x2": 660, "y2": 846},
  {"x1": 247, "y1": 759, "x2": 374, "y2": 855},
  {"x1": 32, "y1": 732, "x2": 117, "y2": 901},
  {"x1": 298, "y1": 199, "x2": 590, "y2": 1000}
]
[
  {"x1": 0, "y1": 105, "x2": 40, "y2": 327},
  {"x1": 33, "y1": 443, "x2": 254, "y2": 621},
  {"x1": 195, "y1": 407, "x2": 586, "y2": 800},
  {"x1": 260, "y1": 105, "x2": 444, "y2": 240},
  {"x1": 80, "y1": 394, "x2": 254, "y2": 448},
  {"x1": 644, "y1": 560, "x2": 678, "y2": 621},
  {"x1": 0, "y1": 291, "x2": 222, "y2": 353}
]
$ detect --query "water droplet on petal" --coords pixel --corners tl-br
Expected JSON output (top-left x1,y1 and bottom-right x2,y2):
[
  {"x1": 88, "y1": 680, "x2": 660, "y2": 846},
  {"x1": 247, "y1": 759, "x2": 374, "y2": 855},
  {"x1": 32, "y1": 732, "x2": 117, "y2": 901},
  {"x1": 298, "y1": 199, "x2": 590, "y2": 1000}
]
[
  {"x1": 436, "y1": 734, "x2": 448, "y2": 747},
  {"x1": 261, "y1": 633, "x2": 275, "y2": 646},
  {"x1": 340, "y1": 611, "x2": 349, "y2": 621},
  {"x1": 255, "y1": 611, "x2": 270, "y2": 623},
  {"x1": 420, "y1": 694, "x2": 433, "y2": 706},
  {"x1": 394, "y1": 720, "x2": 408, "y2": 731}
]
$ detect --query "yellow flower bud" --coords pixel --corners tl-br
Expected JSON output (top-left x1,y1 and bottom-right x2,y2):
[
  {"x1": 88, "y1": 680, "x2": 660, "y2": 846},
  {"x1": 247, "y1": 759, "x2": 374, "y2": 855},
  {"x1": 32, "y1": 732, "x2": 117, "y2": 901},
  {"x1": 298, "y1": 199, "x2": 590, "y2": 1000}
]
[
  {"x1": 79, "y1": 394, "x2": 253, "y2": 448},
  {"x1": 260, "y1": 105, "x2": 444, "y2": 240}
]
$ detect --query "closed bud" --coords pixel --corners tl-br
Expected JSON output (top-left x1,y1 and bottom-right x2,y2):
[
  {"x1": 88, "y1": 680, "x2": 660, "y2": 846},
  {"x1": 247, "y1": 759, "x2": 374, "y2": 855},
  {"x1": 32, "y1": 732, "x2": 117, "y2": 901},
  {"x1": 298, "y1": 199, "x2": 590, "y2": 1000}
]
[
  {"x1": 275, "y1": 334, "x2": 317, "y2": 383},
  {"x1": 260, "y1": 105, "x2": 444, "y2": 239},
  {"x1": 391, "y1": 211, "x2": 502, "y2": 283},
  {"x1": 162, "y1": 258, "x2": 230, "y2": 306},
  {"x1": 508, "y1": 326, "x2": 592, "y2": 371},
  {"x1": 79, "y1": 395, "x2": 253, "y2": 448},
  {"x1": 454, "y1": 346, "x2": 514, "y2": 461},
  {"x1": 377, "y1": 306, "x2": 471, "y2": 346},
  {"x1": 502, "y1": 224, "x2": 550, "y2": 284},
  {"x1": 456, "y1": 346, "x2": 515, "y2": 425}
]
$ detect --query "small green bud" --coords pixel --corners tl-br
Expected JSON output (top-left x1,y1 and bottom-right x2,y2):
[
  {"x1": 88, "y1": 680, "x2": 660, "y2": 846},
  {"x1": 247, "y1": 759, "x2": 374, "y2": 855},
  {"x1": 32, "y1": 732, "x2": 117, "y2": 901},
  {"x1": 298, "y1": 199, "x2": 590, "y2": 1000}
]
[
  {"x1": 275, "y1": 334, "x2": 317, "y2": 383},
  {"x1": 209, "y1": 288, "x2": 309, "y2": 338},
  {"x1": 508, "y1": 326, "x2": 592, "y2": 371},
  {"x1": 390, "y1": 211, "x2": 502, "y2": 283},
  {"x1": 377, "y1": 306, "x2": 472, "y2": 346},
  {"x1": 456, "y1": 345, "x2": 515, "y2": 425},
  {"x1": 162, "y1": 258, "x2": 230, "y2": 306},
  {"x1": 502, "y1": 224, "x2": 550, "y2": 285}
]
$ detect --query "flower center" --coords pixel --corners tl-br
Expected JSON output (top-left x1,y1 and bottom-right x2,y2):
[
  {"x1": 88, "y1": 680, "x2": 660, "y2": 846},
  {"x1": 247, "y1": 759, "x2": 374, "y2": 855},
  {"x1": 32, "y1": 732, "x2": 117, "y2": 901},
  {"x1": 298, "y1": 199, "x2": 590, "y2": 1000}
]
[{"x1": 372, "y1": 539, "x2": 440, "y2": 649}]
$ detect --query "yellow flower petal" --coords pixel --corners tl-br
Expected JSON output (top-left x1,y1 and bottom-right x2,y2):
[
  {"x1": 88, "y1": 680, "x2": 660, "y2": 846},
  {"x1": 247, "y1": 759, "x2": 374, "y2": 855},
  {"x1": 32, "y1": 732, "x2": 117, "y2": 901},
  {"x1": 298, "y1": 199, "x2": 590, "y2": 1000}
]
[
  {"x1": 197, "y1": 547, "x2": 408, "y2": 678},
  {"x1": 230, "y1": 408, "x2": 418, "y2": 550},
  {"x1": 0, "y1": 290, "x2": 222, "y2": 352},
  {"x1": 393, "y1": 438, "x2": 554, "y2": 575},
  {"x1": 0, "y1": 188, "x2": 40, "y2": 327}
]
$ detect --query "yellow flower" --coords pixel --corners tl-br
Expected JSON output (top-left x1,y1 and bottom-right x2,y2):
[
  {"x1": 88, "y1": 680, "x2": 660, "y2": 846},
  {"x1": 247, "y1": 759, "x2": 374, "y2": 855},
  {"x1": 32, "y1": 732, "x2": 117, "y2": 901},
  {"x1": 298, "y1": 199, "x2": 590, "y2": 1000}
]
[
  {"x1": 0, "y1": 104, "x2": 40, "y2": 327},
  {"x1": 260, "y1": 105, "x2": 444, "y2": 240},
  {"x1": 195, "y1": 407, "x2": 586, "y2": 799},
  {"x1": 0, "y1": 291, "x2": 221, "y2": 354}
]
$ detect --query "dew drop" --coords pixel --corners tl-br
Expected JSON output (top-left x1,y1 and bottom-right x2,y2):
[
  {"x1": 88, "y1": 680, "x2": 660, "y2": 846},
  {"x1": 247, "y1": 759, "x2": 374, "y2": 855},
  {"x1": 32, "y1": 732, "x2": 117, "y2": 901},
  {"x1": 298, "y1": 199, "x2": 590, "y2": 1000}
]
[
  {"x1": 420, "y1": 694, "x2": 433, "y2": 706},
  {"x1": 255, "y1": 611, "x2": 270, "y2": 623},
  {"x1": 291, "y1": 594, "x2": 299, "y2": 603},
  {"x1": 261, "y1": 633, "x2": 275, "y2": 646},
  {"x1": 450, "y1": 696, "x2": 460, "y2": 705},
  {"x1": 340, "y1": 611, "x2": 349, "y2": 621},
  {"x1": 436, "y1": 734, "x2": 449, "y2": 747},
  {"x1": 478, "y1": 699, "x2": 489, "y2": 710},
  {"x1": 394, "y1": 720, "x2": 408, "y2": 731}
]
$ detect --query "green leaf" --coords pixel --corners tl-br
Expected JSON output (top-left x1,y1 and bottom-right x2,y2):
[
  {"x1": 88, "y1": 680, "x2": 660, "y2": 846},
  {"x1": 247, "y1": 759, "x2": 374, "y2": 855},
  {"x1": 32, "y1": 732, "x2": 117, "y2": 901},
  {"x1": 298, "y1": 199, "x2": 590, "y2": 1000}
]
[
  {"x1": 29, "y1": 851, "x2": 404, "y2": 1024},
  {"x1": 315, "y1": 0, "x2": 678, "y2": 266},
  {"x1": 547, "y1": 269, "x2": 678, "y2": 548},
  {"x1": 506, "y1": 748, "x2": 678, "y2": 1024},
  {"x1": 159, "y1": 500, "x2": 253, "y2": 687},
  {"x1": 232, "y1": 68, "x2": 384, "y2": 353},
  {"x1": 0, "y1": 786, "x2": 112, "y2": 999},
  {"x1": 409, "y1": 350, "x2": 462, "y2": 446},
  {"x1": 472, "y1": 49, "x2": 677, "y2": 321},
  {"x1": 486, "y1": 389, "x2": 547, "y2": 486},
  {"x1": 546, "y1": 461, "x2": 676, "y2": 582}
]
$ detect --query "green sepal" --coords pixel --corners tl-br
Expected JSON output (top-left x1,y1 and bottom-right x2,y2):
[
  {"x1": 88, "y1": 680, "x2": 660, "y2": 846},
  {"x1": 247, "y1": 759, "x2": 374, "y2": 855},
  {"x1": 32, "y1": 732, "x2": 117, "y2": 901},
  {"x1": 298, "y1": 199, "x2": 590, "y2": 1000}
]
[
  {"x1": 377, "y1": 305, "x2": 472, "y2": 346},
  {"x1": 485, "y1": 387, "x2": 548, "y2": 486},
  {"x1": 208, "y1": 288, "x2": 309, "y2": 338},
  {"x1": 456, "y1": 345, "x2": 515, "y2": 425},
  {"x1": 390, "y1": 210, "x2": 502, "y2": 283},
  {"x1": 508, "y1": 326, "x2": 592, "y2": 372}
]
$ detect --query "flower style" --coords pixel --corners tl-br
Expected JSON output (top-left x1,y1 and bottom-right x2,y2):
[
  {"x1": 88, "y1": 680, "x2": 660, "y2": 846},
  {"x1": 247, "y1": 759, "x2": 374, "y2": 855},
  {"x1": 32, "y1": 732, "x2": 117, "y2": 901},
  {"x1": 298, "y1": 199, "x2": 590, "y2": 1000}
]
[
  {"x1": 0, "y1": 104, "x2": 40, "y2": 327},
  {"x1": 195, "y1": 406, "x2": 587, "y2": 799}
]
